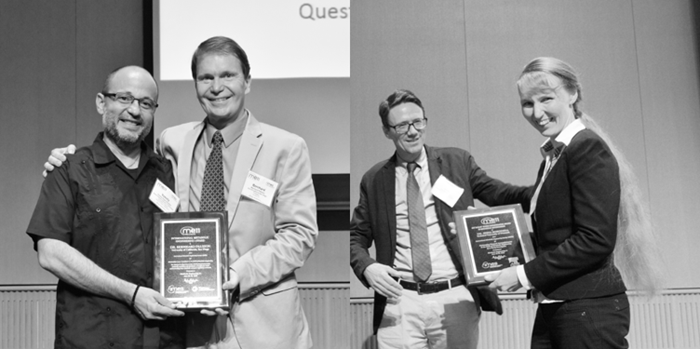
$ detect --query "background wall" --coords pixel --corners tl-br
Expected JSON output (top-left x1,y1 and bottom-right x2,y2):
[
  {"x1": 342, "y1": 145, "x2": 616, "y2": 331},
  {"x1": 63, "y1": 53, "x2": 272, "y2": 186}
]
[
  {"x1": 350, "y1": 0, "x2": 700, "y2": 297},
  {"x1": 0, "y1": 0, "x2": 147, "y2": 284}
]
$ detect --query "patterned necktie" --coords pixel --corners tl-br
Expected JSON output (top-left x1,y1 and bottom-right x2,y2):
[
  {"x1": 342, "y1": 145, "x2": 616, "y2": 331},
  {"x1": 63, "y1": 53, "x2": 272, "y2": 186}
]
[
  {"x1": 200, "y1": 131, "x2": 225, "y2": 212},
  {"x1": 407, "y1": 162, "x2": 432, "y2": 282}
]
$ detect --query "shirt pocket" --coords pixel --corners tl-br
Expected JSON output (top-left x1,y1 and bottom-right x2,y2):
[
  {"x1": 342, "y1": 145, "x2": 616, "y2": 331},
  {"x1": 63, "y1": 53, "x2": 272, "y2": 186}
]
[{"x1": 74, "y1": 180, "x2": 122, "y2": 234}]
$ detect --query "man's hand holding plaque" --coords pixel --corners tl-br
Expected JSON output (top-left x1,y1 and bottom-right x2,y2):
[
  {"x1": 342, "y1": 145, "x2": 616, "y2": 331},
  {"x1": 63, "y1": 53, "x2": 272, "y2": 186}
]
[{"x1": 199, "y1": 270, "x2": 239, "y2": 316}]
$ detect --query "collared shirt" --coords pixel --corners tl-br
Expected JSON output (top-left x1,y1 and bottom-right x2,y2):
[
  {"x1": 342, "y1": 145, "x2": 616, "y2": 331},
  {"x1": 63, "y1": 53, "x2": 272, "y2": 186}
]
[
  {"x1": 26, "y1": 133, "x2": 183, "y2": 348},
  {"x1": 517, "y1": 119, "x2": 586, "y2": 298},
  {"x1": 394, "y1": 147, "x2": 459, "y2": 282},
  {"x1": 188, "y1": 111, "x2": 248, "y2": 211}
]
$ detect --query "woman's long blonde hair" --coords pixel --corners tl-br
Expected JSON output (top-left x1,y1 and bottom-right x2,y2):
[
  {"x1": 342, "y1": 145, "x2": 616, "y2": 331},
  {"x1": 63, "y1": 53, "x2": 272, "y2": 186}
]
[{"x1": 517, "y1": 57, "x2": 663, "y2": 294}]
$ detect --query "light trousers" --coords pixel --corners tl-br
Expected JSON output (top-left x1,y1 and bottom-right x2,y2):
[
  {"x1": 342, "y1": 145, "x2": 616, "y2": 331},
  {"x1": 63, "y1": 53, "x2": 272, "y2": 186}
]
[{"x1": 377, "y1": 286, "x2": 480, "y2": 349}]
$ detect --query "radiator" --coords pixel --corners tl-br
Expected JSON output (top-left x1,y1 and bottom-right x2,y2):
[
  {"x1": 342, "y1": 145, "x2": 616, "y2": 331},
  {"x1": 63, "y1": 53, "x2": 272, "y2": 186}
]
[
  {"x1": 2, "y1": 287, "x2": 699, "y2": 349},
  {"x1": 350, "y1": 299, "x2": 377, "y2": 349},
  {"x1": 299, "y1": 284, "x2": 351, "y2": 349},
  {"x1": 0, "y1": 287, "x2": 56, "y2": 349},
  {"x1": 350, "y1": 289, "x2": 700, "y2": 349}
]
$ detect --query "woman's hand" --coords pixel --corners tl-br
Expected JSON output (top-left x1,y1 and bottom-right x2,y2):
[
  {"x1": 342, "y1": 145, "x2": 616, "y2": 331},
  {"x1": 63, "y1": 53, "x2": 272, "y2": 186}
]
[{"x1": 484, "y1": 266, "x2": 522, "y2": 292}]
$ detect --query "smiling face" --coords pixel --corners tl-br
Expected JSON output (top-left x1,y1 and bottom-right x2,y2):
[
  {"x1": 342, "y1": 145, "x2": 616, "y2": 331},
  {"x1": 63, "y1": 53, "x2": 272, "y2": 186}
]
[
  {"x1": 383, "y1": 102, "x2": 426, "y2": 162},
  {"x1": 518, "y1": 73, "x2": 578, "y2": 139},
  {"x1": 195, "y1": 53, "x2": 251, "y2": 129},
  {"x1": 96, "y1": 66, "x2": 157, "y2": 151}
]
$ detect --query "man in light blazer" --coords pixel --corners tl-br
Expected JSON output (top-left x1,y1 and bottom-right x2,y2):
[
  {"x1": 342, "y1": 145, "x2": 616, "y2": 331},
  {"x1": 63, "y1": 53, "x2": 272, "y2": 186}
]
[{"x1": 157, "y1": 36, "x2": 317, "y2": 349}]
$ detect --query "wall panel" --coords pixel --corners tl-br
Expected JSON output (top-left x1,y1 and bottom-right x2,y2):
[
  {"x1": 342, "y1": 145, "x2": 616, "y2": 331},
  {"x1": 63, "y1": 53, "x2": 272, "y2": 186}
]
[
  {"x1": 633, "y1": 0, "x2": 700, "y2": 288},
  {"x1": 0, "y1": 0, "x2": 148, "y2": 284},
  {"x1": 463, "y1": 0, "x2": 649, "y2": 192},
  {"x1": 0, "y1": 0, "x2": 79, "y2": 284}
]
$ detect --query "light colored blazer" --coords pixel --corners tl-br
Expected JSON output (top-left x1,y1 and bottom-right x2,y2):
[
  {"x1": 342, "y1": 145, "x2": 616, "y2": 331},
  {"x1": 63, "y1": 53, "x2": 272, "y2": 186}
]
[{"x1": 158, "y1": 112, "x2": 317, "y2": 349}]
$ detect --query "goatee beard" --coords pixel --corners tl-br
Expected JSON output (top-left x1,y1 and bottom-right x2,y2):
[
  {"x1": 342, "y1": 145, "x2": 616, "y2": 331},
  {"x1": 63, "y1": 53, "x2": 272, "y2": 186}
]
[{"x1": 105, "y1": 127, "x2": 145, "y2": 151}]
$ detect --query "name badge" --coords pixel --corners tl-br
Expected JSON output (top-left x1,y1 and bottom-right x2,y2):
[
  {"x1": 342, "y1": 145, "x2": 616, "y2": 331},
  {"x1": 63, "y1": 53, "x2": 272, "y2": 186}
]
[
  {"x1": 431, "y1": 175, "x2": 464, "y2": 208},
  {"x1": 241, "y1": 171, "x2": 279, "y2": 208},
  {"x1": 149, "y1": 179, "x2": 179, "y2": 213}
]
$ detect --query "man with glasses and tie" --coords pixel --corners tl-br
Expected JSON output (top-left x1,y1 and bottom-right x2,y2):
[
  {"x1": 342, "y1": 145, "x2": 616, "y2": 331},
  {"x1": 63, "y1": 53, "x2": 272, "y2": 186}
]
[
  {"x1": 27, "y1": 66, "x2": 186, "y2": 348},
  {"x1": 350, "y1": 89, "x2": 531, "y2": 349},
  {"x1": 157, "y1": 36, "x2": 317, "y2": 349}
]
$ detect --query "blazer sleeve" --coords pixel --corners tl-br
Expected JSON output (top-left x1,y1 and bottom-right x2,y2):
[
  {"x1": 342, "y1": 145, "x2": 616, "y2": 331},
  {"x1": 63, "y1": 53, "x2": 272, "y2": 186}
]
[
  {"x1": 524, "y1": 134, "x2": 621, "y2": 294},
  {"x1": 465, "y1": 152, "x2": 533, "y2": 211},
  {"x1": 156, "y1": 127, "x2": 177, "y2": 168},
  {"x1": 349, "y1": 173, "x2": 377, "y2": 287},
  {"x1": 233, "y1": 136, "x2": 318, "y2": 298}
]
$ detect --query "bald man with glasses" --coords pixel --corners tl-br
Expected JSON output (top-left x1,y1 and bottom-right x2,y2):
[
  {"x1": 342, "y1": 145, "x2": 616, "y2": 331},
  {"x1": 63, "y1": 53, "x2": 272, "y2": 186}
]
[{"x1": 27, "y1": 66, "x2": 185, "y2": 348}]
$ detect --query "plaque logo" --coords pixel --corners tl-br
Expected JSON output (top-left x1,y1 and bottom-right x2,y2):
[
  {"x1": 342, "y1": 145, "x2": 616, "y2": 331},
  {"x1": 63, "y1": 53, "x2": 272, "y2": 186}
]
[
  {"x1": 481, "y1": 261, "x2": 499, "y2": 269},
  {"x1": 481, "y1": 217, "x2": 500, "y2": 225},
  {"x1": 167, "y1": 285, "x2": 187, "y2": 294},
  {"x1": 180, "y1": 226, "x2": 201, "y2": 235}
]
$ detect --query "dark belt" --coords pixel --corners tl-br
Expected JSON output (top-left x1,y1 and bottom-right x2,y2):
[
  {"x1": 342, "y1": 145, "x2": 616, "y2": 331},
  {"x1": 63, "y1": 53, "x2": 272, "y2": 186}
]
[{"x1": 399, "y1": 276, "x2": 466, "y2": 295}]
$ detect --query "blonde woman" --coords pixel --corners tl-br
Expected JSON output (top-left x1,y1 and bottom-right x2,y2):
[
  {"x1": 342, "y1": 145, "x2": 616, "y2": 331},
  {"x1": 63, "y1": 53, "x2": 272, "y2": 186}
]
[{"x1": 486, "y1": 57, "x2": 661, "y2": 349}]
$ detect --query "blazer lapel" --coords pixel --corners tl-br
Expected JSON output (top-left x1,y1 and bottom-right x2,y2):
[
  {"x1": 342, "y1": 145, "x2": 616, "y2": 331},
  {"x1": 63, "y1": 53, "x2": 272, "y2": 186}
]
[
  {"x1": 379, "y1": 157, "x2": 397, "y2": 253},
  {"x1": 226, "y1": 112, "x2": 263, "y2": 228},
  {"x1": 178, "y1": 122, "x2": 205, "y2": 212},
  {"x1": 426, "y1": 146, "x2": 449, "y2": 226},
  {"x1": 425, "y1": 147, "x2": 462, "y2": 258}
]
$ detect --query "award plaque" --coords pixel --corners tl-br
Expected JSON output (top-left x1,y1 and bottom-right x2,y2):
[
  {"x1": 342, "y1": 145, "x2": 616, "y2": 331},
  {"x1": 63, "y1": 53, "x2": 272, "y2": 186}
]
[
  {"x1": 153, "y1": 211, "x2": 230, "y2": 311},
  {"x1": 453, "y1": 204, "x2": 536, "y2": 286}
]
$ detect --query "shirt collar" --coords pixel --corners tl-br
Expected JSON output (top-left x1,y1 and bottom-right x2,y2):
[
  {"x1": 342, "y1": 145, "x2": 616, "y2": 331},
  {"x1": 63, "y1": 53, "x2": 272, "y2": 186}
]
[
  {"x1": 204, "y1": 109, "x2": 249, "y2": 148},
  {"x1": 92, "y1": 132, "x2": 158, "y2": 172},
  {"x1": 396, "y1": 146, "x2": 428, "y2": 171},
  {"x1": 539, "y1": 119, "x2": 585, "y2": 158},
  {"x1": 92, "y1": 132, "x2": 117, "y2": 165}
]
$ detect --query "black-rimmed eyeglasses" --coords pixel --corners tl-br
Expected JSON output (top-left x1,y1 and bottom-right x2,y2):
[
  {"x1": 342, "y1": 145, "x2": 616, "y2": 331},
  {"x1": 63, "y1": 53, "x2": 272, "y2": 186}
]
[
  {"x1": 103, "y1": 92, "x2": 158, "y2": 111},
  {"x1": 387, "y1": 118, "x2": 428, "y2": 134}
]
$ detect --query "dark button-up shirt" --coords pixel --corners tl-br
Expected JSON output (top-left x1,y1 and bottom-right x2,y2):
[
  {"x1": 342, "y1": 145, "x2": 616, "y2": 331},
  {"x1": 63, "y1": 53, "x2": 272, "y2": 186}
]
[{"x1": 27, "y1": 133, "x2": 183, "y2": 349}]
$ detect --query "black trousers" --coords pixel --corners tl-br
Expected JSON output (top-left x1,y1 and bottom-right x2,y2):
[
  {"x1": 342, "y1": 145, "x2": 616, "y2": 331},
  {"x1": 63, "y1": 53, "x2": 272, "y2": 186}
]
[{"x1": 531, "y1": 293, "x2": 630, "y2": 349}]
